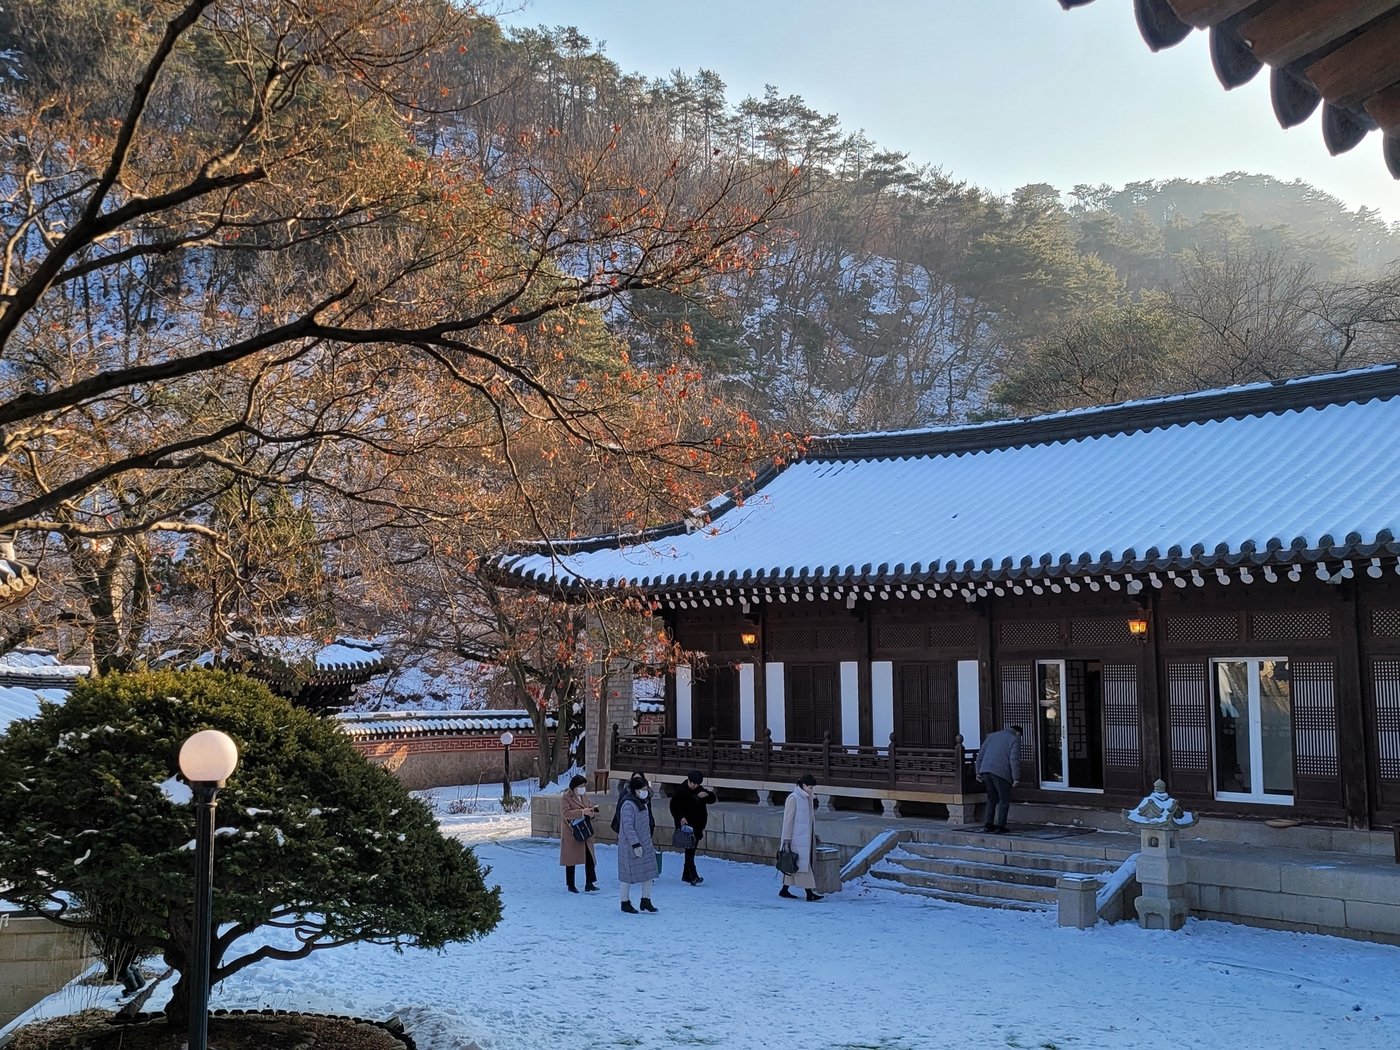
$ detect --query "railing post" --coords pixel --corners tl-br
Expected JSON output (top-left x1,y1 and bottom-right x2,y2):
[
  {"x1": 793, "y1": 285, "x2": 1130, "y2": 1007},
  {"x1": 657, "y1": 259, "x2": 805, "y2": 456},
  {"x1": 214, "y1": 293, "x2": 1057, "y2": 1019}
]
[
  {"x1": 763, "y1": 728, "x2": 772, "y2": 780},
  {"x1": 708, "y1": 726, "x2": 717, "y2": 779},
  {"x1": 609, "y1": 723, "x2": 619, "y2": 771},
  {"x1": 888, "y1": 732, "x2": 898, "y2": 790},
  {"x1": 657, "y1": 722, "x2": 665, "y2": 779},
  {"x1": 822, "y1": 730, "x2": 832, "y2": 782},
  {"x1": 954, "y1": 733, "x2": 966, "y2": 791}
]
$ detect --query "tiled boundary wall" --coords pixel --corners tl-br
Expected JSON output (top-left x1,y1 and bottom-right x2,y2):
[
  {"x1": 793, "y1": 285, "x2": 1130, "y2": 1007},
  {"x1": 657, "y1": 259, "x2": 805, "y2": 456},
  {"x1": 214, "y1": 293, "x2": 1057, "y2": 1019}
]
[
  {"x1": 0, "y1": 914, "x2": 93, "y2": 1027},
  {"x1": 349, "y1": 732, "x2": 555, "y2": 791}
]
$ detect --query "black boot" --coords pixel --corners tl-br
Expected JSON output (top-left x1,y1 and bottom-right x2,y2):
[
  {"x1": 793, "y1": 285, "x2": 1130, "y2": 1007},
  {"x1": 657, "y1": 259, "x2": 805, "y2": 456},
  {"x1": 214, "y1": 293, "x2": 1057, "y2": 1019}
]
[
  {"x1": 779, "y1": 886, "x2": 798, "y2": 899},
  {"x1": 805, "y1": 889, "x2": 824, "y2": 902},
  {"x1": 584, "y1": 882, "x2": 599, "y2": 892},
  {"x1": 566, "y1": 866, "x2": 578, "y2": 893},
  {"x1": 639, "y1": 898, "x2": 658, "y2": 913},
  {"x1": 620, "y1": 900, "x2": 639, "y2": 914}
]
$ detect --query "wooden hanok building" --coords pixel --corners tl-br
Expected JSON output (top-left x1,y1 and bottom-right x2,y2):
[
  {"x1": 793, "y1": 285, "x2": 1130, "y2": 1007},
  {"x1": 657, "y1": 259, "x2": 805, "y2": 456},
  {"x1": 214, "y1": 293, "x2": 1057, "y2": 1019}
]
[{"x1": 496, "y1": 366, "x2": 1400, "y2": 831}]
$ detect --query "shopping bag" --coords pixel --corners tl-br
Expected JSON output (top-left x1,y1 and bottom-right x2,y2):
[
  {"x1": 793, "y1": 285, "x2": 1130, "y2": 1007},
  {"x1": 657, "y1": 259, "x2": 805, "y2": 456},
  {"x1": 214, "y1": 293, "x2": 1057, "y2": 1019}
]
[
  {"x1": 655, "y1": 849, "x2": 664, "y2": 876},
  {"x1": 671, "y1": 826, "x2": 697, "y2": 850}
]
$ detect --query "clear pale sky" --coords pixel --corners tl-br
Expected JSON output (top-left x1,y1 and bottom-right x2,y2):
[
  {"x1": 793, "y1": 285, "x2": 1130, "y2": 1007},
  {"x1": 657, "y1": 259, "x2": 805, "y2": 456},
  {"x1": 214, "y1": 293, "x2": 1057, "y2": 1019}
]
[{"x1": 502, "y1": 0, "x2": 1400, "y2": 226}]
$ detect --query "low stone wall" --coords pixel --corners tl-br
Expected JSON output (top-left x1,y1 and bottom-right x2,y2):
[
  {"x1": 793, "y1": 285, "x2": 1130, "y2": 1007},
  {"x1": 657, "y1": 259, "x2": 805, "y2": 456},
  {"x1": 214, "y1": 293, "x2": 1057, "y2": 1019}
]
[
  {"x1": 0, "y1": 914, "x2": 93, "y2": 1028},
  {"x1": 1185, "y1": 845, "x2": 1400, "y2": 945}
]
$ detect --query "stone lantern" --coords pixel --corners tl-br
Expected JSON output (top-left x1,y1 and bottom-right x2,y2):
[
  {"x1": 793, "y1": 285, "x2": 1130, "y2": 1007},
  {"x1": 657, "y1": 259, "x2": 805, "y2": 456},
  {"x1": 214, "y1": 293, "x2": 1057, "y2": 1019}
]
[{"x1": 1124, "y1": 779, "x2": 1198, "y2": 931}]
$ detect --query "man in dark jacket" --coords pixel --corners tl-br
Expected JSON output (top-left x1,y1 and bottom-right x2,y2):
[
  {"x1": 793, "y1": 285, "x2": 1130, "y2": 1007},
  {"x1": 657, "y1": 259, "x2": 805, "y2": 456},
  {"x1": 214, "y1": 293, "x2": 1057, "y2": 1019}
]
[
  {"x1": 669, "y1": 770, "x2": 716, "y2": 885},
  {"x1": 974, "y1": 725, "x2": 1023, "y2": 833}
]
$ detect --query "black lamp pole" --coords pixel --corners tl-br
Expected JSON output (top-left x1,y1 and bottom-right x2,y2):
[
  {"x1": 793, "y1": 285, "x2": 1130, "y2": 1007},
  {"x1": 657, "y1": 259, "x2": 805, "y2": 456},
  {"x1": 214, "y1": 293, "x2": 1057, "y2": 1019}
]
[
  {"x1": 188, "y1": 780, "x2": 220, "y2": 1050},
  {"x1": 178, "y1": 729, "x2": 237, "y2": 1050},
  {"x1": 500, "y1": 731, "x2": 514, "y2": 798}
]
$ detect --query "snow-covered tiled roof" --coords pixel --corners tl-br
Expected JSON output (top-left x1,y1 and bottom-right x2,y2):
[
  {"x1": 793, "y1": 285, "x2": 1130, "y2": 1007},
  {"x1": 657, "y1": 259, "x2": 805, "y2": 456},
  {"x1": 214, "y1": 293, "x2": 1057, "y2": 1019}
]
[
  {"x1": 0, "y1": 648, "x2": 89, "y2": 682},
  {"x1": 495, "y1": 366, "x2": 1400, "y2": 593},
  {"x1": 0, "y1": 684, "x2": 72, "y2": 735},
  {"x1": 311, "y1": 638, "x2": 385, "y2": 673},
  {"x1": 635, "y1": 700, "x2": 664, "y2": 714},
  {"x1": 200, "y1": 635, "x2": 387, "y2": 679},
  {"x1": 334, "y1": 708, "x2": 556, "y2": 738}
]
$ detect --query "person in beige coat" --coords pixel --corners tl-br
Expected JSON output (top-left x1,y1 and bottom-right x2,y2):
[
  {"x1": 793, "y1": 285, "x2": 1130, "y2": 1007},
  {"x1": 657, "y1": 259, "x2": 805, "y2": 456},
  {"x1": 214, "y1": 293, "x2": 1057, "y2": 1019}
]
[
  {"x1": 559, "y1": 774, "x2": 600, "y2": 893},
  {"x1": 778, "y1": 773, "x2": 824, "y2": 902}
]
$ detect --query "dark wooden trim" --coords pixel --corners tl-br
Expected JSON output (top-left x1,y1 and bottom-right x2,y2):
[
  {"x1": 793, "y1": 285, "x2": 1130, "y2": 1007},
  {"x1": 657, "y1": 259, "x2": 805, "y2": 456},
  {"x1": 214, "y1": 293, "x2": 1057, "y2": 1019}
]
[
  {"x1": 1335, "y1": 582, "x2": 1373, "y2": 827},
  {"x1": 1141, "y1": 589, "x2": 1165, "y2": 785},
  {"x1": 977, "y1": 599, "x2": 995, "y2": 739}
]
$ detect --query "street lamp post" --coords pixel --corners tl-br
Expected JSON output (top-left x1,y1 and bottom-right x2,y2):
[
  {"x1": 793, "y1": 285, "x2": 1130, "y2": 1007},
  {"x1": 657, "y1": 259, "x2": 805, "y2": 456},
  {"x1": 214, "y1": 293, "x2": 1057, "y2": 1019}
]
[
  {"x1": 499, "y1": 730, "x2": 514, "y2": 800},
  {"x1": 178, "y1": 730, "x2": 240, "y2": 1050}
]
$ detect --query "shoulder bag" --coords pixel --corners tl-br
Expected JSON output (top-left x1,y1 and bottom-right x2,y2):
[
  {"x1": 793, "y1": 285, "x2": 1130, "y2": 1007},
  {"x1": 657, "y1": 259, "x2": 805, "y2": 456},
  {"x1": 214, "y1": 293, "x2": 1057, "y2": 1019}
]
[{"x1": 775, "y1": 846, "x2": 799, "y2": 876}]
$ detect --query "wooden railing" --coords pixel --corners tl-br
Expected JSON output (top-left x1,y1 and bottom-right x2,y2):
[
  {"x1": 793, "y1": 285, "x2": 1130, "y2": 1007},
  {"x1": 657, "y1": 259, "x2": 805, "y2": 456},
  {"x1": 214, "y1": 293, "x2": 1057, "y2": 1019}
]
[{"x1": 609, "y1": 725, "x2": 983, "y2": 795}]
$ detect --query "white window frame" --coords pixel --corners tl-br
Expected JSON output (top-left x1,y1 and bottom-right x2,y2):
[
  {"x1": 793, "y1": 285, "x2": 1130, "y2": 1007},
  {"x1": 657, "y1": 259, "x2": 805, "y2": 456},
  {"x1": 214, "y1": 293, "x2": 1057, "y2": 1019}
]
[{"x1": 1211, "y1": 656, "x2": 1294, "y2": 806}]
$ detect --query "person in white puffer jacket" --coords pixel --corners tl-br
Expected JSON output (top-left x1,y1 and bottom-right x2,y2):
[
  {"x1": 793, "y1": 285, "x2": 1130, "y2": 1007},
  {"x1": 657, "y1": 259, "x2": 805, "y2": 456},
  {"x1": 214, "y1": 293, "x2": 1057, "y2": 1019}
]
[{"x1": 616, "y1": 774, "x2": 658, "y2": 914}]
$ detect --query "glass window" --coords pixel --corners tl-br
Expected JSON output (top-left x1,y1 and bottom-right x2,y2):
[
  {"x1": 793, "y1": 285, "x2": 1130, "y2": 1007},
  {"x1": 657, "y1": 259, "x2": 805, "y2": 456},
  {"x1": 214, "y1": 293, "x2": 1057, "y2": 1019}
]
[{"x1": 1212, "y1": 658, "x2": 1293, "y2": 803}]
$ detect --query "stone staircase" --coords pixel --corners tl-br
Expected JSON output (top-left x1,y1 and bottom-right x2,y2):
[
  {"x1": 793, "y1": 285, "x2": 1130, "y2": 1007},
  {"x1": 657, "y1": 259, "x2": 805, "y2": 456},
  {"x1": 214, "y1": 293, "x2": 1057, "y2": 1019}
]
[{"x1": 868, "y1": 827, "x2": 1137, "y2": 912}]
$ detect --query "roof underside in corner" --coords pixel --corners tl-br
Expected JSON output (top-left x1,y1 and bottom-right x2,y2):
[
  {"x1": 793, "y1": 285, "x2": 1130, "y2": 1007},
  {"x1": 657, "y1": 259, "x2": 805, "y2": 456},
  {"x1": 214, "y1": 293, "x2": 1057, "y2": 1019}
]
[
  {"x1": 1062, "y1": 0, "x2": 1400, "y2": 178},
  {"x1": 495, "y1": 366, "x2": 1400, "y2": 597}
]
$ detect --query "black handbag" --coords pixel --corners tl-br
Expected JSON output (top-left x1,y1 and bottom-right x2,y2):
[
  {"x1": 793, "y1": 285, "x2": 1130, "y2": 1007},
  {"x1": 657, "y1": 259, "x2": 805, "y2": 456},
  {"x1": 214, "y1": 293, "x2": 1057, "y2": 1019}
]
[
  {"x1": 671, "y1": 826, "x2": 697, "y2": 850},
  {"x1": 775, "y1": 846, "x2": 799, "y2": 876},
  {"x1": 569, "y1": 816, "x2": 594, "y2": 842}
]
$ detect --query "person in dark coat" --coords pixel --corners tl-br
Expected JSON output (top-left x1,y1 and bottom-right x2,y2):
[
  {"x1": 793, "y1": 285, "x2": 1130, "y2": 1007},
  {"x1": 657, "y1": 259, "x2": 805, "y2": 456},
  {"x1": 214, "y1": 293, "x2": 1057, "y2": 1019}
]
[
  {"x1": 616, "y1": 774, "x2": 659, "y2": 913},
  {"x1": 559, "y1": 773, "x2": 599, "y2": 893},
  {"x1": 669, "y1": 770, "x2": 716, "y2": 885},
  {"x1": 974, "y1": 724, "x2": 1023, "y2": 833}
]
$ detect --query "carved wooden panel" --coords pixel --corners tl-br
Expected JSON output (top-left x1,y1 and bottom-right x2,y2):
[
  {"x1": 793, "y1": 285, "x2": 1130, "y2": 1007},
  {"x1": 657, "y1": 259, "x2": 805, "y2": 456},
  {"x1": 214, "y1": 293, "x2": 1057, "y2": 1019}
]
[
  {"x1": 1251, "y1": 609, "x2": 1332, "y2": 641},
  {"x1": 1166, "y1": 660, "x2": 1210, "y2": 795},
  {"x1": 1103, "y1": 663, "x2": 1141, "y2": 792}
]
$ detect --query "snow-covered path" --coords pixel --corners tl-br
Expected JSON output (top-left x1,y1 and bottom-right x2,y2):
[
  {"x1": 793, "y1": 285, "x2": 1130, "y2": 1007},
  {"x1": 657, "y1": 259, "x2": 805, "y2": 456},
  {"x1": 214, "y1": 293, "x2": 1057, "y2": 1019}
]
[{"x1": 11, "y1": 791, "x2": 1400, "y2": 1050}]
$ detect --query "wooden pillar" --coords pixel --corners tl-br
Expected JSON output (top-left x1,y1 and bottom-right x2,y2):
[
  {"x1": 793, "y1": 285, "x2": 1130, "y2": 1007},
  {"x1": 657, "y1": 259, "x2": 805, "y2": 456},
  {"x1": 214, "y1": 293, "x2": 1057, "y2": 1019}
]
[
  {"x1": 1336, "y1": 583, "x2": 1372, "y2": 829},
  {"x1": 859, "y1": 602, "x2": 873, "y2": 747},
  {"x1": 1140, "y1": 588, "x2": 1165, "y2": 786},
  {"x1": 976, "y1": 596, "x2": 996, "y2": 737}
]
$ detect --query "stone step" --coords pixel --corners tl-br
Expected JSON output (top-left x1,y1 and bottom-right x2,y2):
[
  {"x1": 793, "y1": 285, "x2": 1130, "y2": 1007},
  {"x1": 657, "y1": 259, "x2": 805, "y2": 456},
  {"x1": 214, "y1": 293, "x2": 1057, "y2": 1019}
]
[
  {"x1": 868, "y1": 880, "x2": 1053, "y2": 913},
  {"x1": 900, "y1": 841, "x2": 1124, "y2": 875},
  {"x1": 871, "y1": 865, "x2": 1060, "y2": 904},
  {"x1": 906, "y1": 833, "x2": 1136, "y2": 865},
  {"x1": 887, "y1": 854, "x2": 1097, "y2": 887}
]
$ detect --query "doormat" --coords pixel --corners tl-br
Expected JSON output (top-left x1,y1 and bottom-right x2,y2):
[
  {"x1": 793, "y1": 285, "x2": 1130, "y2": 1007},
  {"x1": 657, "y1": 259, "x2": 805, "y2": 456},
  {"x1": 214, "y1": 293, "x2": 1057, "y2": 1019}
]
[{"x1": 1004, "y1": 825, "x2": 1099, "y2": 840}]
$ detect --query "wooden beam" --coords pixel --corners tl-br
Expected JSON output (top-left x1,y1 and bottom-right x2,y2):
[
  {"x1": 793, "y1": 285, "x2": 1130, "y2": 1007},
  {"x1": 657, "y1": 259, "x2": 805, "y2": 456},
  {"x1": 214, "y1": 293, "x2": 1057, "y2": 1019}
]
[
  {"x1": 1306, "y1": 7, "x2": 1400, "y2": 108},
  {"x1": 1241, "y1": 0, "x2": 1399, "y2": 67},
  {"x1": 1364, "y1": 79, "x2": 1400, "y2": 131},
  {"x1": 1166, "y1": 0, "x2": 1258, "y2": 30}
]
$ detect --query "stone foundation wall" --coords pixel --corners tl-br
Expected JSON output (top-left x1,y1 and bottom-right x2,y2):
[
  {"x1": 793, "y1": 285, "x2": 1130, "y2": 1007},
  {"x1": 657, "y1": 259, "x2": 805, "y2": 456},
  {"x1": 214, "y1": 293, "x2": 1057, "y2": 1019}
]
[
  {"x1": 1186, "y1": 851, "x2": 1400, "y2": 945},
  {"x1": 0, "y1": 914, "x2": 93, "y2": 1028}
]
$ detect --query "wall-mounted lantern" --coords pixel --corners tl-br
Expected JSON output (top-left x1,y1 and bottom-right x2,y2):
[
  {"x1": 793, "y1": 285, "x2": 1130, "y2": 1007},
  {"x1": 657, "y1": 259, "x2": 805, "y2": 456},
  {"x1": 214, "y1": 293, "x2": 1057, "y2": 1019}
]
[
  {"x1": 739, "y1": 630, "x2": 758, "y2": 649},
  {"x1": 1127, "y1": 614, "x2": 1150, "y2": 641}
]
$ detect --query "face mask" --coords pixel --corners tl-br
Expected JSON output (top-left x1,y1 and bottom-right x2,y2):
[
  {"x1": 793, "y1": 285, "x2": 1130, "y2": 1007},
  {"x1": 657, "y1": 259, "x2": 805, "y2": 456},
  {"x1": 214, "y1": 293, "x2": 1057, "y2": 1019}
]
[
  {"x1": 636, "y1": 789, "x2": 650, "y2": 800},
  {"x1": 574, "y1": 787, "x2": 587, "y2": 796}
]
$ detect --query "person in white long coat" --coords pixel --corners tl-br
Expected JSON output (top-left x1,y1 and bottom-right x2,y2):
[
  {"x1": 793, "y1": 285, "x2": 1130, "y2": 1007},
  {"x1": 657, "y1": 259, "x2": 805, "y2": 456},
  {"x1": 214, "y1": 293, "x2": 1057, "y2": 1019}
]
[
  {"x1": 778, "y1": 773, "x2": 824, "y2": 902},
  {"x1": 616, "y1": 774, "x2": 659, "y2": 914}
]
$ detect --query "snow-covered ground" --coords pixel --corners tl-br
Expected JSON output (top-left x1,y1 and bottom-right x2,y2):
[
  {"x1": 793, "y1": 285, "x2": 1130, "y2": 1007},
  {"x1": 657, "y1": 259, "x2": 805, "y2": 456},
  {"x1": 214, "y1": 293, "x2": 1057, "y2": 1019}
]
[{"x1": 8, "y1": 782, "x2": 1400, "y2": 1050}]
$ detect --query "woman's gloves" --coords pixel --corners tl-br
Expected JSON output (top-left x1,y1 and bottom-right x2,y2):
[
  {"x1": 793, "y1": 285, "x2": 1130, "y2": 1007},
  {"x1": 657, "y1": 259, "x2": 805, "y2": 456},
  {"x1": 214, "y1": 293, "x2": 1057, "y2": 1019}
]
[{"x1": 632, "y1": 844, "x2": 643, "y2": 857}]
